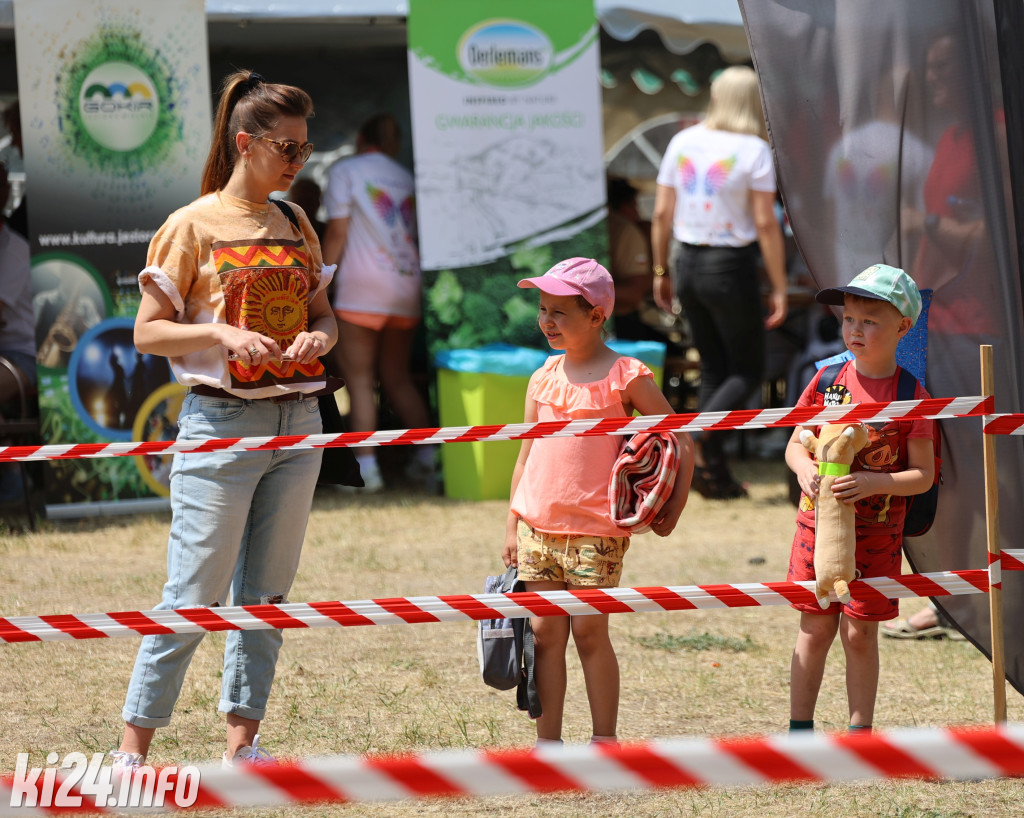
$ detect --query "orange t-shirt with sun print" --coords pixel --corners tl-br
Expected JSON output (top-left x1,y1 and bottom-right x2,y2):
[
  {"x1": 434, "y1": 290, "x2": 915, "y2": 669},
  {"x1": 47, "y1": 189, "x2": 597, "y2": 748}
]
[
  {"x1": 138, "y1": 191, "x2": 335, "y2": 398},
  {"x1": 794, "y1": 362, "x2": 933, "y2": 532}
]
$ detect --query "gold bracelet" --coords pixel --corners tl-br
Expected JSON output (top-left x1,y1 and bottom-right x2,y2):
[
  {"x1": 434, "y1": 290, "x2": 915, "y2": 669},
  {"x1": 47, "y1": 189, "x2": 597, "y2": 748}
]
[{"x1": 653, "y1": 264, "x2": 666, "y2": 277}]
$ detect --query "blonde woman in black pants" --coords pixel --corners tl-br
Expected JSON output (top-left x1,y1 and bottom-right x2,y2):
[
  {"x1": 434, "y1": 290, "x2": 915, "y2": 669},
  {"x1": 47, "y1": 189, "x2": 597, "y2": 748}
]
[{"x1": 651, "y1": 66, "x2": 787, "y2": 498}]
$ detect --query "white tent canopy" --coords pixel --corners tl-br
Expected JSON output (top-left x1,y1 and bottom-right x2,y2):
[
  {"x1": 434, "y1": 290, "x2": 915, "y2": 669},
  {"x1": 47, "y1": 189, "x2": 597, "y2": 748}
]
[
  {"x1": 0, "y1": 1, "x2": 746, "y2": 58},
  {"x1": 0, "y1": 1, "x2": 747, "y2": 182},
  {"x1": 597, "y1": 0, "x2": 747, "y2": 60}
]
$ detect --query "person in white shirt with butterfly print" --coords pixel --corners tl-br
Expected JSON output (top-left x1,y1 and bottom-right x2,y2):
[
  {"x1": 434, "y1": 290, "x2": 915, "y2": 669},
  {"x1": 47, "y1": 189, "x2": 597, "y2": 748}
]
[
  {"x1": 322, "y1": 113, "x2": 434, "y2": 492},
  {"x1": 651, "y1": 66, "x2": 788, "y2": 500}
]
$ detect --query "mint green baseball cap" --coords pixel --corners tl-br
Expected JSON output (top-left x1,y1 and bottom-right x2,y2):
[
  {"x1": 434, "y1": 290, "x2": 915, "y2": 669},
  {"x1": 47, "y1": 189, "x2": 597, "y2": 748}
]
[{"x1": 816, "y1": 263, "x2": 923, "y2": 325}]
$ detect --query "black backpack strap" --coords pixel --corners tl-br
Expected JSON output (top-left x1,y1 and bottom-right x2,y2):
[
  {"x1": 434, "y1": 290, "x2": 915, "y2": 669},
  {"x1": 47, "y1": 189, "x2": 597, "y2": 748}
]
[
  {"x1": 896, "y1": 366, "x2": 917, "y2": 401},
  {"x1": 894, "y1": 366, "x2": 936, "y2": 467},
  {"x1": 819, "y1": 360, "x2": 917, "y2": 402},
  {"x1": 272, "y1": 198, "x2": 301, "y2": 232},
  {"x1": 894, "y1": 365, "x2": 915, "y2": 448},
  {"x1": 813, "y1": 360, "x2": 848, "y2": 404}
]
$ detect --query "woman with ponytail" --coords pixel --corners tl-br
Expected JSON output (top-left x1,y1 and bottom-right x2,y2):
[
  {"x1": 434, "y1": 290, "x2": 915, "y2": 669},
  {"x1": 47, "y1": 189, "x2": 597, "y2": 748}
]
[{"x1": 111, "y1": 70, "x2": 336, "y2": 770}]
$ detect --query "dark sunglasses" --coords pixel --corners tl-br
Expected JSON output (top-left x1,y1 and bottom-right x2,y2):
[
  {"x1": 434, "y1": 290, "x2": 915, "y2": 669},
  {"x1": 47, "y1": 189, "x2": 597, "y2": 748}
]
[{"x1": 252, "y1": 135, "x2": 314, "y2": 164}]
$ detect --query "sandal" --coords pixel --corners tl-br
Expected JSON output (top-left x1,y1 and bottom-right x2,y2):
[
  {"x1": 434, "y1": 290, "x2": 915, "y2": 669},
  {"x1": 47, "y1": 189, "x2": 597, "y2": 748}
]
[
  {"x1": 691, "y1": 466, "x2": 717, "y2": 498},
  {"x1": 714, "y1": 479, "x2": 748, "y2": 500},
  {"x1": 692, "y1": 466, "x2": 748, "y2": 500},
  {"x1": 881, "y1": 618, "x2": 948, "y2": 639}
]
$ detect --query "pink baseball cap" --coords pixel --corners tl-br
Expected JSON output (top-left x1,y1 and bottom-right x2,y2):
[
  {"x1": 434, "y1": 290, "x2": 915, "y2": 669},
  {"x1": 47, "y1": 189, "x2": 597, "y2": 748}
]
[{"x1": 517, "y1": 257, "x2": 615, "y2": 317}]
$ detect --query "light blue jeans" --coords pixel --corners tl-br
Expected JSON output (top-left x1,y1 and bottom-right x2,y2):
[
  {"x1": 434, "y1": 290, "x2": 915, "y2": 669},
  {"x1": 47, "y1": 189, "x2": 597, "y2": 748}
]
[{"x1": 122, "y1": 392, "x2": 323, "y2": 728}]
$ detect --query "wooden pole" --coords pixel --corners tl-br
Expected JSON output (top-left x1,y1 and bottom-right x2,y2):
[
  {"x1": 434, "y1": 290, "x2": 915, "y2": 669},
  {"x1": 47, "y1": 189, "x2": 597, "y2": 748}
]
[{"x1": 981, "y1": 344, "x2": 1007, "y2": 723}]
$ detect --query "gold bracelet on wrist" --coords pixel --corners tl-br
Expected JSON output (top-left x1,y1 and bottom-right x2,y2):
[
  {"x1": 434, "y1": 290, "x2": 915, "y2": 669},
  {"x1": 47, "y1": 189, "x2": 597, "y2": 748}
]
[{"x1": 653, "y1": 264, "x2": 666, "y2": 277}]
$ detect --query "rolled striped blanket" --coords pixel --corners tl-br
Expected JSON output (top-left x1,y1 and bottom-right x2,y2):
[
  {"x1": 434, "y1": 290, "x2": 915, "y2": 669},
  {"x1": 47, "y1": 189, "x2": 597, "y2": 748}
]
[{"x1": 608, "y1": 432, "x2": 679, "y2": 534}]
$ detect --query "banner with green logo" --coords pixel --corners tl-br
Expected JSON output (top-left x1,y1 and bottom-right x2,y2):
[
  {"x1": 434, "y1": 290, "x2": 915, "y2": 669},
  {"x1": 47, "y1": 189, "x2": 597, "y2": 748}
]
[
  {"x1": 14, "y1": 0, "x2": 211, "y2": 508},
  {"x1": 408, "y1": 0, "x2": 607, "y2": 356}
]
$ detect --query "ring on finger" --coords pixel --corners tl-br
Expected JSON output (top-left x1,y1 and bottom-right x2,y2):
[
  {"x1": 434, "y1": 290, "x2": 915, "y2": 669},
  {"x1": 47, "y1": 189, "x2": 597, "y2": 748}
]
[{"x1": 249, "y1": 346, "x2": 260, "y2": 357}]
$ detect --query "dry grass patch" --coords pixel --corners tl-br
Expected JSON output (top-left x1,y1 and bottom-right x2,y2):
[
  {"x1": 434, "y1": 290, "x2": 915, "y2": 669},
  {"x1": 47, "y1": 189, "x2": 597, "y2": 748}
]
[{"x1": 0, "y1": 457, "x2": 1020, "y2": 816}]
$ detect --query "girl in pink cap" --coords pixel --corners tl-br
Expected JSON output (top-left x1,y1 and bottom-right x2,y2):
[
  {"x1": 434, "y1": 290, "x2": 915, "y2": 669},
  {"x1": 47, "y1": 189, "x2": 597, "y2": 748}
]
[{"x1": 502, "y1": 257, "x2": 695, "y2": 746}]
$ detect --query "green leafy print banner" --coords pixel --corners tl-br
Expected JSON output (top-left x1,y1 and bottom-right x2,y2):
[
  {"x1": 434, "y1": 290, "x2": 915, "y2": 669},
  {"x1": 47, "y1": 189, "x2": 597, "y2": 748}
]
[
  {"x1": 56, "y1": 24, "x2": 181, "y2": 176},
  {"x1": 424, "y1": 221, "x2": 609, "y2": 359}
]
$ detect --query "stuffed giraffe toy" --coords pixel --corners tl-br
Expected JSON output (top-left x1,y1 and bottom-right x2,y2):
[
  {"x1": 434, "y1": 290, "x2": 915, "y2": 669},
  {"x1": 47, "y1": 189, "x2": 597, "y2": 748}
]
[{"x1": 799, "y1": 423, "x2": 870, "y2": 608}]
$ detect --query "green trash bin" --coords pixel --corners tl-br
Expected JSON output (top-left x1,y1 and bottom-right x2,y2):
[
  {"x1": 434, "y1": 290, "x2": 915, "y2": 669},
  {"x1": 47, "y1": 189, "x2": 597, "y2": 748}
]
[
  {"x1": 434, "y1": 341, "x2": 667, "y2": 501},
  {"x1": 435, "y1": 344, "x2": 548, "y2": 501}
]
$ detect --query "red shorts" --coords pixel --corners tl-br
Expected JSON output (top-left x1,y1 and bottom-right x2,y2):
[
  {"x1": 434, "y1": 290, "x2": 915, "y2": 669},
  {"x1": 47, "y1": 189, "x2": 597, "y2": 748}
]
[
  {"x1": 335, "y1": 310, "x2": 418, "y2": 331},
  {"x1": 787, "y1": 521, "x2": 902, "y2": 620}
]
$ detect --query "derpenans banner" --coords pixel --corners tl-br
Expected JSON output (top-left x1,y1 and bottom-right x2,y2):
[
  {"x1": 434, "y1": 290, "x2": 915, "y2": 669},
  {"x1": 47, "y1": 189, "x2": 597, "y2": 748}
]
[
  {"x1": 738, "y1": 1, "x2": 1024, "y2": 691},
  {"x1": 407, "y1": 0, "x2": 607, "y2": 357},
  {"x1": 14, "y1": 0, "x2": 210, "y2": 507}
]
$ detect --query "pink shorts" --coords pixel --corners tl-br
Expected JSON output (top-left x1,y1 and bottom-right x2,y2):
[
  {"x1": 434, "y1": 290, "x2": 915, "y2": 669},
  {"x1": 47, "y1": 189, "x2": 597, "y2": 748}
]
[
  {"x1": 787, "y1": 521, "x2": 902, "y2": 620},
  {"x1": 335, "y1": 310, "x2": 418, "y2": 331}
]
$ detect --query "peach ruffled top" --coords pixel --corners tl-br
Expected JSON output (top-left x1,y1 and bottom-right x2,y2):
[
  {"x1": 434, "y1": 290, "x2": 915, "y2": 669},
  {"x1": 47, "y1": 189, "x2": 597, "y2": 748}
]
[{"x1": 511, "y1": 355, "x2": 654, "y2": 537}]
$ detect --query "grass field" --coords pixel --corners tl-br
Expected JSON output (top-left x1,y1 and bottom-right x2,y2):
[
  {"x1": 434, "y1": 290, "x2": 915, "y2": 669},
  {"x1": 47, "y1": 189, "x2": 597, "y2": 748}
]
[{"x1": 1, "y1": 455, "x2": 1021, "y2": 817}]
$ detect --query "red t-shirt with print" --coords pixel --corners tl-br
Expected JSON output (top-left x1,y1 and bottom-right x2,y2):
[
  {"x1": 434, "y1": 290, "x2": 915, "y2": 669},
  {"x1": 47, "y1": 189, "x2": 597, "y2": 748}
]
[{"x1": 794, "y1": 362, "x2": 934, "y2": 533}]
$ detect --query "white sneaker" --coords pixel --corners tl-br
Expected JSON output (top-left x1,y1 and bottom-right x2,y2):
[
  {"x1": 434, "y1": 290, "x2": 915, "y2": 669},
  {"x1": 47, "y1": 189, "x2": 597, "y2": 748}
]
[
  {"x1": 222, "y1": 734, "x2": 276, "y2": 768},
  {"x1": 108, "y1": 750, "x2": 145, "y2": 775},
  {"x1": 360, "y1": 461, "x2": 384, "y2": 492}
]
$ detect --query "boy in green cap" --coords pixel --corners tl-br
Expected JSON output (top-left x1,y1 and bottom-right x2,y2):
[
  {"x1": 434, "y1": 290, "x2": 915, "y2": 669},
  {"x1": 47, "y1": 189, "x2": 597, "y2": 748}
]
[{"x1": 784, "y1": 263, "x2": 936, "y2": 733}]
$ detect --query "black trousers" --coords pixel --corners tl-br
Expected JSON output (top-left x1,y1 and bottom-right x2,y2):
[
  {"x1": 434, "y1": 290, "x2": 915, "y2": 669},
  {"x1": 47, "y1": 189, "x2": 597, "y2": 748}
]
[{"x1": 674, "y1": 242, "x2": 765, "y2": 470}]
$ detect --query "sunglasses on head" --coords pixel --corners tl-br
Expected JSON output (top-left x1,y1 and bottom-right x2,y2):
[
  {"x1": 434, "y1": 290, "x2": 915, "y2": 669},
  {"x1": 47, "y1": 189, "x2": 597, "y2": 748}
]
[{"x1": 252, "y1": 135, "x2": 314, "y2": 164}]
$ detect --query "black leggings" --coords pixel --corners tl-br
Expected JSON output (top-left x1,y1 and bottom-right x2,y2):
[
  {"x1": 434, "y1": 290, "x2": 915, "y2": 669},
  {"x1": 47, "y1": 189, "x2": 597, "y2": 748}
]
[{"x1": 674, "y1": 243, "x2": 765, "y2": 470}]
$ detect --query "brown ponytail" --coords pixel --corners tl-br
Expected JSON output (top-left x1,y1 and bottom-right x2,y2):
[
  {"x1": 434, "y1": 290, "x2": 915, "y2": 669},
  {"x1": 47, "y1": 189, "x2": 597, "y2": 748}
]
[{"x1": 200, "y1": 70, "x2": 314, "y2": 195}]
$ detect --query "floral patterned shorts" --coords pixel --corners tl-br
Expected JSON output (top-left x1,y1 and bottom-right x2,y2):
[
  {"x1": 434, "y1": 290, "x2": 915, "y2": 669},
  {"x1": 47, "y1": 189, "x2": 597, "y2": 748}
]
[{"x1": 515, "y1": 519, "x2": 630, "y2": 588}]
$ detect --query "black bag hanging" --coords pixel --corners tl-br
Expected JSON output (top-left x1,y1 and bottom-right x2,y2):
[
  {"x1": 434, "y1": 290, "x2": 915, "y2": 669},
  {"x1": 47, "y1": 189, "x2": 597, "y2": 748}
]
[
  {"x1": 272, "y1": 199, "x2": 363, "y2": 488},
  {"x1": 316, "y1": 389, "x2": 364, "y2": 487},
  {"x1": 477, "y1": 565, "x2": 541, "y2": 718}
]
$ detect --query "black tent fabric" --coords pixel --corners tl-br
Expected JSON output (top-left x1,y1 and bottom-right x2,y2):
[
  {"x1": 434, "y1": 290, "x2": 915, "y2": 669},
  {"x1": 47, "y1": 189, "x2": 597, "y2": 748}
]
[{"x1": 738, "y1": 0, "x2": 1024, "y2": 694}]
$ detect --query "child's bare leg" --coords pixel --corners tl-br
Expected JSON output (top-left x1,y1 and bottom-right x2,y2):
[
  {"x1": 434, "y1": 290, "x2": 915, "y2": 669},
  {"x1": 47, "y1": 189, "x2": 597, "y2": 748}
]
[
  {"x1": 790, "y1": 612, "x2": 840, "y2": 721},
  {"x1": 840, "y1": 615, "x2": 880, "y2": 727},
  {"x1": 569, "y1": 612, "x2": 618, "y2": 739},
  {"x1": 527, "y1": 581, "x2": 570, "y2": 742}
]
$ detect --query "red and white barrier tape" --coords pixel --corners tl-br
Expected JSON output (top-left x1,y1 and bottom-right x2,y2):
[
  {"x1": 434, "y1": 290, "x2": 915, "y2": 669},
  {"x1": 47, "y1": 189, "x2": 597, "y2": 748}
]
[
  {"x1": 984, "y1": 414, "x2": 1024, "y2": 435},
  {"x1": 0, "y1": 396, "x2": 991, "y2": 463},
  {"x1": 1001, "y1": 549, "x2": 1024, "y2": 572},
  {"x1": 6, "y1": 551, "x2": 1021, "y2": 644},
  {"x1": 3, "y1": 723, "x2": 1024, "y2": 813}
]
